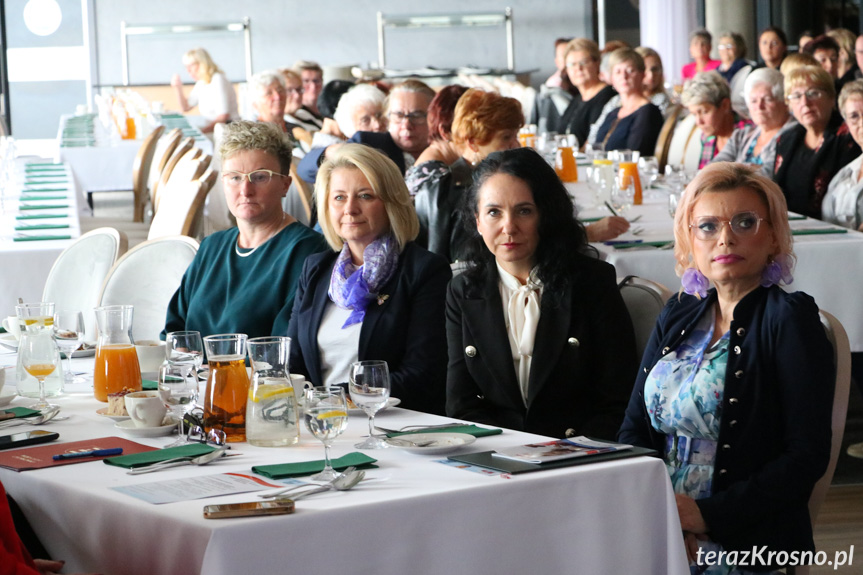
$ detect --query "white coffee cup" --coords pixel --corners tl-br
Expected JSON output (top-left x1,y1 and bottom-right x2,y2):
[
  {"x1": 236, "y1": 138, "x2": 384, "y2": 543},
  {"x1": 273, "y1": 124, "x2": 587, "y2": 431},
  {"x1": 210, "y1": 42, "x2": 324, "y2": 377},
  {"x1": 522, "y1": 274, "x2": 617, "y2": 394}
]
[
  {"x1": 2, "y1": 317, "x2": 21, "y2": 339},
  {"x1": 125, "y1": 391, "x2": 167, "y2": 428},
  {"x1": 135, "y1": 340, "x2": 167, "y2": 373}
]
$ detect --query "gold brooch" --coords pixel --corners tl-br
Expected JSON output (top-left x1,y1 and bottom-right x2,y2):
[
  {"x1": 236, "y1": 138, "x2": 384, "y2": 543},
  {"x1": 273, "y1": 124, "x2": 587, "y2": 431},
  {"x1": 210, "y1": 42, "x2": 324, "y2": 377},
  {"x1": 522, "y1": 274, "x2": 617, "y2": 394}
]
[{"x1": 377, "y1": 294, "x2": 389, "y2": 305}]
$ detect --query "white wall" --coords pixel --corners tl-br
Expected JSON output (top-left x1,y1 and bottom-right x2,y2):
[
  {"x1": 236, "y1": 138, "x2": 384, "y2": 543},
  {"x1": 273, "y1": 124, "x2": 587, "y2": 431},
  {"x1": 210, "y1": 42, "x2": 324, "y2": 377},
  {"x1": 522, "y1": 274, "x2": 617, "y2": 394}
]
[{"x1": 92, "y1": 0, "x2": 594, "y2": 88}]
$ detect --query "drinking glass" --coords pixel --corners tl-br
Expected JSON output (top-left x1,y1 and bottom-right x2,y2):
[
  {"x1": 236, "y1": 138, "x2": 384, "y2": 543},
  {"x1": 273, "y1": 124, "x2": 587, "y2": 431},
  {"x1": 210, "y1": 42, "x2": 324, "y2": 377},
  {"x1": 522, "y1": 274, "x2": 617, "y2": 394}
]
[
  {"x1": 668, "y1": 192, "x2": 680, "y2": 218},
  {"x1": 349, "y1": 360, "x2": 391, "y2": 449},
  {"x1": 53, "y1": 310, "x2": 84, "y2": 385},
  {"x1": 638, "y1": 156, "x2": 659, "y2": 189},
  {"x1": 304, "y1": 386, "x2": 349, "y2": 481},
  {"x1": 158, "y1": 363, "x2": 199, "y2": 447},
  {"x1": 611, "y1": 174, "x2": 635, "y2": 215},
  {"x1": 19, "y1": 332, "x2": 60, "y2": 411},
  {"x1": 166, "y1": 330, "x2": 203, "y2": 384},
  {"x1": 202, "y1": 334, "x2": 249, "y2": 443}
]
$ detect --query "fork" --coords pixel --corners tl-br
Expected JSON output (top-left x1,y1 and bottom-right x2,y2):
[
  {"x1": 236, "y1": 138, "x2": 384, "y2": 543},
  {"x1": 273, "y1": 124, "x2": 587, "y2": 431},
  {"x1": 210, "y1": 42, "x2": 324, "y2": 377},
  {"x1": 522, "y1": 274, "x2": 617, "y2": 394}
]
[{"x1": 374, "y1": 422, "x2": 463, "y2": 434}]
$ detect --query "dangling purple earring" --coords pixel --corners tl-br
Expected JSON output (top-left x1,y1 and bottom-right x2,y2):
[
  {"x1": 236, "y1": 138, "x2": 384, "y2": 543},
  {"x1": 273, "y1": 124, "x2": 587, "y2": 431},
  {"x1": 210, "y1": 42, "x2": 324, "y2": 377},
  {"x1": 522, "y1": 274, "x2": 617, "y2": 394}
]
[
  {"x1": 681, "y1": 267, "x2": 709, "y2": 298},
  {"x1": 761, "y1": 253, "x2": 794, "y2": 287}
]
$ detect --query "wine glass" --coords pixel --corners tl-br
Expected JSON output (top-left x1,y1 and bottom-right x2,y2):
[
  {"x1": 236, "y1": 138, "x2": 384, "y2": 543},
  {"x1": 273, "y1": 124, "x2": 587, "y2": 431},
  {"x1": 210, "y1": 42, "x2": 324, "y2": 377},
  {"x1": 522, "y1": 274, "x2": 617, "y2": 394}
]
[
  {"x1": 53, "y1": 310, "x2": 84, "y2": 385},
  {"x1": 668, "y1": 191, "x2": 680, "y2": 218},
  {"x1": 349, "y1": 360, "x2": 391, "y2": 449},
  {"x1": 611, "y1": 174, "x2": 635, "y2": 216},
  {"x1": 19, "y1": 333, "x2": 60, "y2": 411},
  {"x1": 158, "y1": 363, "x2": 199, "y2": 447},
  {"x1": 304, "y1": 386, "x2": 349, "y2": 481},
  {"x1": 638, "y1": 156, "x2": 659, "y2": 189}
]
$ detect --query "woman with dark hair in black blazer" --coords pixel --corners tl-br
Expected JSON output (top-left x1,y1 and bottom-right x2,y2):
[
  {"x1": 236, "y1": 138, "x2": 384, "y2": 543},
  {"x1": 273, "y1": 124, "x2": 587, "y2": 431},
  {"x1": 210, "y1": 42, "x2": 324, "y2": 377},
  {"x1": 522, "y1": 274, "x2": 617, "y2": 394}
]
[
  {"x1": 287, "y1": 144, "x2": 451, "y2": 415},
  {"x1": 445, "y1": 147, "x2": 637, "y2": 439}
]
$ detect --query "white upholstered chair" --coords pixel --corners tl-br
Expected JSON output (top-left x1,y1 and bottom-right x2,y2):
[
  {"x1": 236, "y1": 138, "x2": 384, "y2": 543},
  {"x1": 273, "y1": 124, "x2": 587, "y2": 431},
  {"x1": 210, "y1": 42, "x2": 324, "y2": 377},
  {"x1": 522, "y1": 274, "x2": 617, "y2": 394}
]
[
  {"x1": 42, "y1": 227, "x2": 128, "y2": 341},
  {"x1": 617, "y1": 275, "x2": 672, "y2": 361},
  {"x1": 148, "y1": 169, "x2": 218, "y2": 240},
  {"x1": 97, "y1": 236, "x2": 199, "y2": 342}
]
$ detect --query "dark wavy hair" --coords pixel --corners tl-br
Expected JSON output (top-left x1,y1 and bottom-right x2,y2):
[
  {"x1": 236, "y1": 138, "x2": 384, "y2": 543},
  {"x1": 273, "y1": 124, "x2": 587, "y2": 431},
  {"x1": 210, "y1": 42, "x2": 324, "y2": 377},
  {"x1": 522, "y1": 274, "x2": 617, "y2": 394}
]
[
  {"x1": 459, "y1": 147, "x2": 591, "y2": 305},
  {"x1": 427, "y1": 84, "x2": 468, "y2": 143}
]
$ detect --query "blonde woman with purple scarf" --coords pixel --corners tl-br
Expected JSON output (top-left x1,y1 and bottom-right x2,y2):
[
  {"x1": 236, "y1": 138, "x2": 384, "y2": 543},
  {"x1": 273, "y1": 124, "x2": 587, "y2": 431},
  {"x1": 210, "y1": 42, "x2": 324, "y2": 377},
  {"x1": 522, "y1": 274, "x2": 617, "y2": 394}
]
[{"x1": 287, "y1": 144, "x2": 451, "y2": 414}]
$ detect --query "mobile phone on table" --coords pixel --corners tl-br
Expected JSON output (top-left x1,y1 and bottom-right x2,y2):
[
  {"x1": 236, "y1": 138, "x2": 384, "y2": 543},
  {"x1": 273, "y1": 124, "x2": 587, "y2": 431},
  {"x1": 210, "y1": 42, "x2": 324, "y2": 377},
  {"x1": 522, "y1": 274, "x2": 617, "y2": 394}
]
[
  {"x1": 0, "y1": 430, "x2": 59, "y2": 450},
  {"x1": 203, "y1": 500, "x2": 295, "y2": 519}
]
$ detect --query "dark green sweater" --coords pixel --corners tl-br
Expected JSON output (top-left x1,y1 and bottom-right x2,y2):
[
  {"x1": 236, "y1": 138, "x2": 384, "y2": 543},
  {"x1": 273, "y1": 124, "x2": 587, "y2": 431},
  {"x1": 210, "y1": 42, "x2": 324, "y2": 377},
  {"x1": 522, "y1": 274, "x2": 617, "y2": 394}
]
[{"x1": 163, "y1": 223, "x2": 328, "y2": 339}]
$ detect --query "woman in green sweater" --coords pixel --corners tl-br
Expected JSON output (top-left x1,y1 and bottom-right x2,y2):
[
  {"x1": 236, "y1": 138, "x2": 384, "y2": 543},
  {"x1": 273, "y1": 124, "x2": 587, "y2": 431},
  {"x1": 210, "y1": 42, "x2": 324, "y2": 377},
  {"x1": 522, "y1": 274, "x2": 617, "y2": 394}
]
[{"x1": 164, "y1": 120, "x2": 328, "y2": 338}]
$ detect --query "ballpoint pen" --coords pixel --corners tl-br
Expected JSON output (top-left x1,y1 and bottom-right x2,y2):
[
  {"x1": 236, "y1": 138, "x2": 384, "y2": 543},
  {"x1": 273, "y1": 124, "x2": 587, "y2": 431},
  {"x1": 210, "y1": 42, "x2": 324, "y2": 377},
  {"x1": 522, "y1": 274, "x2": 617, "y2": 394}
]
[{"x1": 53, "y1": 448, "x2": 124, "y2": 460}]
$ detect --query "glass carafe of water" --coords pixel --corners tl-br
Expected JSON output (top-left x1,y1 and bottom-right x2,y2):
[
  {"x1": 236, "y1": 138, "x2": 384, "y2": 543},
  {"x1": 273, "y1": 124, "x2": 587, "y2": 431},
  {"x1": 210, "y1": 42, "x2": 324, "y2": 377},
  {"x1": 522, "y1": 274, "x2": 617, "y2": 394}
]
[
  {"x1": 93, "y1": 305, "x2": 141, "y2": 402},
  {"x1": 245, "y1": 336, "x2": 299, "y2": 447}
]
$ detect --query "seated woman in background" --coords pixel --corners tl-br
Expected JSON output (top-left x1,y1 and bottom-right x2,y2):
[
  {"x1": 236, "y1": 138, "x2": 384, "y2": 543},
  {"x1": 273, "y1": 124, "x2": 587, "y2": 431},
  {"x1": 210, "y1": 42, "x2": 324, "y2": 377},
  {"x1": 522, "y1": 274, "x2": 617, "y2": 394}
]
[
  {"x1": 170, "y1": 47, "x2": 239, "y2": 134},
  {"x1": 682, "y1": 72, "x2": 746, "y2": 169},
  {"x1": 636, "y1": 47, "x2": 673, "y2": 116},
  {"x1": 405, "y1": 84, "x2": 469, "y2": 197},
  {"x1": 823, "y1": 80, "x2": 863, "y2": 230},
  {"x1": 716, "y1": 32, "x2": 749, "y2": 83},
  {"x1": 164, "y1": 121, "x2": 328, "y2": 339},
  {"x1": 280, "y1": 68, "x2": 322, "y2": 134},
  {"x1": 287, "y1": 144, "x2": 451, "y2": 414},
  {"x1": 414, "y1": 88, "x2": 523, "y2": 262},
  {"x1": 681, "y1": 29, "x2": 721, "y2": 82},
  {"x1": 756, "y1": 26, "x2": 788, "y2": 70},
  {"x1": 773, "y1": 65, "x2": 859, "y2": 219},
  {"x1": 592, "y1": 48, "x2": 664, "y2": 156},
  {"x1": 309, "y1": 80, "x2": 356, "y2": 149},
  {"x1": 249, "y1": 70, "x2": 299, "y2": 148},
  {"x1": 619, "y1": 162, "x2": 834, "y2": 573},
  {"x1": 827, "y1": 28, "x2": 859, "y2": 93},
  {"x1": 710, "y1": 67, "x2": 796, "y2": 175},
  {"x1": 446, "y1": 147, "x2": 636, "y2": 439},
  {"x1": 560, "y1": 38, "x2": 617, "y2": 148}
]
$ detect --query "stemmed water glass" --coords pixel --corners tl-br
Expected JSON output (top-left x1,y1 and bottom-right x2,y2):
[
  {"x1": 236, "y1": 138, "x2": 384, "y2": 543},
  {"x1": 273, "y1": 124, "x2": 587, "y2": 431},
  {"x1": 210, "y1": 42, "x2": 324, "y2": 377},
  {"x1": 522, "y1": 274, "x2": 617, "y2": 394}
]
[
  {"x1": 166, "y1": 330, "x2": 204, "y2": 378},
  {"x1": 19, "y1": 333, "x2": 60, "y2": 411},
  {"x1": 52, "y1": 310, "x2": 84, "y2": 385},
  {"x1": 611, "y1": 174, "x2": 635, "y2": 216},
  {"x1": 349, "y1": 360, "x2": 391, "y2": 449},
  {"x1": 158, "y1": 363, "x2": 199, "y2": 447},
  {"x1": 304, "y1": 386, "x2": 349, "y2": 481}
]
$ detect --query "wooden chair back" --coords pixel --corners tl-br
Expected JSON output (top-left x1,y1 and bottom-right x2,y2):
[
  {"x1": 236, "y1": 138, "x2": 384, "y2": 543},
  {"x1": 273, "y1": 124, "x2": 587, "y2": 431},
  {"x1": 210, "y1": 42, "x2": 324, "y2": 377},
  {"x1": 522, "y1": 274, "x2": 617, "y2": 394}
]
[
  {"x1": 292, "y1": 126, "x2": 314, "y2": 149},
  {"x1": 131, "y1": 125, "x2": 165, "y2": 222},
  {"x1": 147, "y1": 128, "x2": 182, "y2": 194},
  {"x1": 148, "y1": 168, "x2": 217, "y2": 240},
  {"x1": 289, "y1": 163, "x2": 314, "y2": 223},
  {"x1": 653, "y1": 104, "x2": 682, "y2": 173},
  {"x1": 151, "y1": 137, "x2": 195, "y2": 211},
  {"x1": 154, "y1": 144, "x2": 201, "y2": 212}
]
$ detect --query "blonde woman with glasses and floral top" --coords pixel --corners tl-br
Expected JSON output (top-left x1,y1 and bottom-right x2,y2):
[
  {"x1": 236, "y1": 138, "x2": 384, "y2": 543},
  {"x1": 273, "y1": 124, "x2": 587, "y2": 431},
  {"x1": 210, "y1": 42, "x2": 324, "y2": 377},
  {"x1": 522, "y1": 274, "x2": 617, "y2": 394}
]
[
  {"x1": 164, "y1": 120, "x2": 328, "y2": 339},
  {"x1": 619, "y1": 162, "x2": 834, "y2": 574}
]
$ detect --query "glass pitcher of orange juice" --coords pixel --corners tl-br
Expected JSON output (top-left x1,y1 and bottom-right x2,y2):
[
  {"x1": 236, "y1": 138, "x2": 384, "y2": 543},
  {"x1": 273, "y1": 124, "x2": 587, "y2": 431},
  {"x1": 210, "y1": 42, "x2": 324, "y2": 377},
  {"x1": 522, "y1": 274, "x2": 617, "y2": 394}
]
[
  {"x1": 616, "y1": 150, "x2": 642, "y2": 205},
  {"x1": 93, "y1": 305, "x2": 141, "y2": 402},
  {"x1": 203, "y1": 334, "x2": 250, "y2": 443},
  {"x1": 554, "y1": 134, "x2": 579, "y2": 183}
]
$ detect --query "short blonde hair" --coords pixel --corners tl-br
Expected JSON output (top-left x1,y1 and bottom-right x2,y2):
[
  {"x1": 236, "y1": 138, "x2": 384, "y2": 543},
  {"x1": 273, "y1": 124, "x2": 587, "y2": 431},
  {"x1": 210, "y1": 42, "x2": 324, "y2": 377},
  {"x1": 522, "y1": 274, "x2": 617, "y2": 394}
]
[
  {"x1": 609, "y1": 48, "x2": 645, "y2": 73},
  {"x1": 182, "y1": 48, "x2": 221, "y2": 83},
  {"x1": 779, "y1": 52, "x2": 818, "y2": 76},
  {"x1": 564, "y1": 38, "x2": 601, "y2": 63},
  {"x1": 827, "y1": 28, "x2": 856, "y2": 63},
  {"x1": 315, "y1": 144, "x2": 419, "y2": 252},
  {"x1": 673, "y1": 162, "x2": 794, "y2": 280},
  {"x1": 218, "y1": 120, "x2": 293, "y2": 174},
  {"x1": 784, "y1": 65, "x2": 836, "y2": 101},
  {"x1": 280, "y1": 68, "x2": 301, "y2": 85},
  {"x1": 839, "y1": 79, "x2": 863, "y2": 117}
]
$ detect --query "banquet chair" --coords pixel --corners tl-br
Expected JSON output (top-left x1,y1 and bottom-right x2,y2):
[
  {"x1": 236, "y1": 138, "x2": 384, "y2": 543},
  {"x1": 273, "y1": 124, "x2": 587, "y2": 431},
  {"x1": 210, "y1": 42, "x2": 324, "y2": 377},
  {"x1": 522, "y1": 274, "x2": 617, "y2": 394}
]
[
  {"x1": 289, "y1": 163, "x2": 313, "y2": 223},
  {"x1": 790, "y1": 311, "x2": 852, "y2": 575},
  {"x1": 617, "y1": 275, "x2": 671, "y2": 360},
  {"x1": 152, "y1": 137, "x2": 197, "y2": 213},
  {"x1": 292, "y1": 127, "x2": 314, "y2": 150},
  {"x1": 148, "y1": 169, "x2": 218, "y2": 241},
  {"x1": 131, "y1": 125, "x2": 165, "y2": 222},
  {"x1": 665, "y1": 113, "x2": 702, "y2": 173},
  {"x1": 653, "y1": 104, "x2": 683, "y2": 172},
  {"x1": 42, "y1": 227, "x2": 128, "y2": 341},
  {"x1": 145, "y1": 128, "x2": 182, "y2": 212},
  {"x1": 97, "y1": 235, "x2": 199, "y2": 341}
]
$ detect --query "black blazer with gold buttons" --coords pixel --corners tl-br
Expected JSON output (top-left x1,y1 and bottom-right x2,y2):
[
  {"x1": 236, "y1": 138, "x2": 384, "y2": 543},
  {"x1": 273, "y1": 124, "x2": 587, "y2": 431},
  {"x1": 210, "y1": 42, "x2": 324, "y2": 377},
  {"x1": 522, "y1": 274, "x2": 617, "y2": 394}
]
[
  {"x1": 618, "y1": 285, "x2": 833, "y2": 562},
  {"x1": 445, "y1": 254, "x2": 636, "y2": 439}
]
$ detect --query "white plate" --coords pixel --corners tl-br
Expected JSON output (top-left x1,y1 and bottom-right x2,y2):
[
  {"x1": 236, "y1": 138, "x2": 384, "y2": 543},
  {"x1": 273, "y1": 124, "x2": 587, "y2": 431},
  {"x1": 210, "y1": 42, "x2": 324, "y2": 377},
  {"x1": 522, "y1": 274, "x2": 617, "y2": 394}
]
[
  {"x1": 96, "y1": 407, "x2": 130, "y2": 421},
  {"x1": 347, "y1": 397, "x2": 400, "y2": 415},
  {"x1": 114, "y1": 417, "x2": 178, "y2": 438},
  {"x1": 0, "y1": 392, "x2": 17, "y2": 407},
  {"x1": 0, "y1": 334, "x2": 17, "y2": 352},
  {"x1": 385, "y1": 432, "x2": 476, "y2": 455}
]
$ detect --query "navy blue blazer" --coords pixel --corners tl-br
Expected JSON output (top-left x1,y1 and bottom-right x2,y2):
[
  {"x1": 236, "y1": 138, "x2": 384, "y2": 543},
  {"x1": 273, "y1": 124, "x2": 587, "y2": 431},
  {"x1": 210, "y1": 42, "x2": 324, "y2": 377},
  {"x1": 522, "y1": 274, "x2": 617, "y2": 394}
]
[
  {"x1": 297, "y1": 131, "x2": 407, "y2": 184},
  {"x1": 446, "y1": 255, "x2": 636, "y2": 439},
  {"x1": 618, "y1": 286, "x2": 834, "y2": 562},
  {"x1": 286, "y1": 242, "x2": 451, "y2": 415}
]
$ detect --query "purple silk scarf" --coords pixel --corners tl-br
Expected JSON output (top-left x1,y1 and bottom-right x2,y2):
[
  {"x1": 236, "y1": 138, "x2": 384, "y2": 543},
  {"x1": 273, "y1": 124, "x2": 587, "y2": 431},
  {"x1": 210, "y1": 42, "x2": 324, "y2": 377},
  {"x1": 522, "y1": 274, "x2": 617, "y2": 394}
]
[{"x1": 327, "y1": 234, "x2": 400, "y2": 328}]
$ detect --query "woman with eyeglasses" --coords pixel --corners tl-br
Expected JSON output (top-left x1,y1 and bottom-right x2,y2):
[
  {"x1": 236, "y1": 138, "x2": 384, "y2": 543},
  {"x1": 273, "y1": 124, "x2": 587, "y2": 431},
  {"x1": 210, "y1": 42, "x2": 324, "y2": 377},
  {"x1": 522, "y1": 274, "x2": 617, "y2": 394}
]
[
  {"x1": 716, "y1": 32, "x2": 749, "y2": 84},
  {"x1": 164, "y1": 120, "x2": 328, "y2": 339},
  {"x1": 280, "y1": 68, "x2": 322, "y2": 133},
  {"x1": 822, "y1": 80, "x2": 863, "y2": 230},
  {"x1": 560, "y1": 38, "x2": 617, "y2": 148},
  {"x1": 619, "y1": 162, "x2": 834, "y2": 573},
  {"x1": 773, "y1": 65, "x2": 860, "y2": 219}
]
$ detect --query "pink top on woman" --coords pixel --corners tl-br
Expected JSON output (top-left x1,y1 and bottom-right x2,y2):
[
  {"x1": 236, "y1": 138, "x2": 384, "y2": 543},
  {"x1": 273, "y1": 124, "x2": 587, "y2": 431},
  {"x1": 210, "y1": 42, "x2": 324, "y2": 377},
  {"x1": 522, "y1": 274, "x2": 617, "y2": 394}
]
[{"x1": 681, "y1": 59, "x2": 721, "y2": 81}]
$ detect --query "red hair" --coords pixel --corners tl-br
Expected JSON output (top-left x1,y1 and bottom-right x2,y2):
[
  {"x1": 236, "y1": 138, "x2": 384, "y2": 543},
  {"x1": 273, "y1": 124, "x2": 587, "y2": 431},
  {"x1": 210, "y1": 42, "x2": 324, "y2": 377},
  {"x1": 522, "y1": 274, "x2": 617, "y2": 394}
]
[{"x1": 451, "y1": 89, "x2": 524, "y2": 146}]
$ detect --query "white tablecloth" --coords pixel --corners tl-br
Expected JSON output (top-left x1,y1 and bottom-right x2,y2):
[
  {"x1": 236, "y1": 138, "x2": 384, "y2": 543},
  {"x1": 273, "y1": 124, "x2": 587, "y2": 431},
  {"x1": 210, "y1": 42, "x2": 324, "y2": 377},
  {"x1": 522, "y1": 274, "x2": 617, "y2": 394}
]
[
  {"x1": 0, "y1": 158, "x2": 80, "y2": 312},
  {"x1": 571, "y1": 182, "x2": 863, "y2": 352},
  {"x1": 0, "y1": 356, "x2": 689, "y2": 575}
]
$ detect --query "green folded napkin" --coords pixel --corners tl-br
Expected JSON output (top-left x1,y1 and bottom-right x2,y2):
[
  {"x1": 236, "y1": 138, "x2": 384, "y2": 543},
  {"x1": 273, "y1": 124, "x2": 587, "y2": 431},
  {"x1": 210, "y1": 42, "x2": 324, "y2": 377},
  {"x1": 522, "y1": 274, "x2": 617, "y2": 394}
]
[
  {"x1": 104, "y1": 443, "x2": 215, "y2": 469},
  {"x1": 16, "y1": 214, "x2": 67, "y2": 220},
  {"x1": 252, "y1": 452, "x2": 378, "y2": 479},
  {"x1": 20, "y1": 195, "x2": 68, "y2": 201},
  {"x1": 26, "y1": 162, "x2": 65, "y2": 167},
  {"x1": 386, "y1": 424, "x2": 503, "y2": 438},
  {"x1": 24, "y1": 180, "x2": 67, "y2": 185},
  {"x1": 1, "y1": 407, "x2": 41, "y2": 419},
  {"x1": 613, "y1": 240, "x2": 673, "y2": 249},
  {"x1": 26, "y1": 173, "x2": 67, "y2": 178},
  {"x1": 791, "y1": 228, "x2": 848, "y2": 236},
  {"x1": 22, "y1": 188, "x2": 69, "y2": 193},
  {"x1": 14, "y1": 235, "x2": 72, "y2": 242},
  {"x1": 19, "y1": 204, "x2": 69, "y2": 210},
  {"x1": 142, "y1": 379, "x2": 158, "y2": 390},
  {"x1": 14, "y1": 224, "x2": 70, "y2": 231}
]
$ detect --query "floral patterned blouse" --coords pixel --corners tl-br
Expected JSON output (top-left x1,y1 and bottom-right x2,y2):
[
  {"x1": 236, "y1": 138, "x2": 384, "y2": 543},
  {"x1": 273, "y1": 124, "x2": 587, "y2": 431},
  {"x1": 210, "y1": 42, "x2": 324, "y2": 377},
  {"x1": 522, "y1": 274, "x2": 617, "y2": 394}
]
[{"x1": 405, "y1": 160, "x2": 449, "y2": 198}]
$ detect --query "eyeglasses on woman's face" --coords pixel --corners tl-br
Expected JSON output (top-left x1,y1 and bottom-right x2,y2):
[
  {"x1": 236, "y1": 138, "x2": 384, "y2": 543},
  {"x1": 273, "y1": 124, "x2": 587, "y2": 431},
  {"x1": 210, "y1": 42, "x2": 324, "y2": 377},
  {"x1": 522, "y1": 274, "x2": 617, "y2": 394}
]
[
  {"x1": 787, "y1": 88, "x2": 826, "y2": 103},
  {"x1": 222, "y1": 169, "x2": 286, "y2": 187},
  {"x1": 690, "y1": 211, "x2": 765, "y2": 240}
]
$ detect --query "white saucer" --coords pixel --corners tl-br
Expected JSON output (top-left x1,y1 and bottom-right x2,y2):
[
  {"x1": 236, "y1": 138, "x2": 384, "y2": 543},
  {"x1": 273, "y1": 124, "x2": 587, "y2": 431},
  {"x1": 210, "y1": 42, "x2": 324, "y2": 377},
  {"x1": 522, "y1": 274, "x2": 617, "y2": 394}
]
[
  {"x1": 347, "y1": 397, "x2": 401, "y2": 415},
  {"x1": 115, "y1": 417, "x2": 178, "y2": 438},
  {"x1": 0, "y1": 392, "x2": 17, "y2": 407},
  {"x1": 0, "y1": 334, "x2": 17, "y2": 352},
  {"x1": 96, "y1": 407, "x2": 130, "y2": 421},
  {"x1": 385, "y1": 432, "x2": 476, "y2": 455}
]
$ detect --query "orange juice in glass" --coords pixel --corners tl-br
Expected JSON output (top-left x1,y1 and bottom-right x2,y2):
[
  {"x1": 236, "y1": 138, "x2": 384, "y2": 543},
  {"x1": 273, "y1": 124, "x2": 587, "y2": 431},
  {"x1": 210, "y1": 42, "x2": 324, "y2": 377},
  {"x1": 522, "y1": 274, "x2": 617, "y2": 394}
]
[
  {"x1": 617, "y1": 150, "x2": 642, "y2": 204},
  {"x1": 203, "y1": 334, "x2": 250, "y2": 443},
  {"x1": 93, "y1": 305, "x2": 142, "y2": 402},
  {"x1": 554, "y1": 134, "x2": 579, "y2": 183}
]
